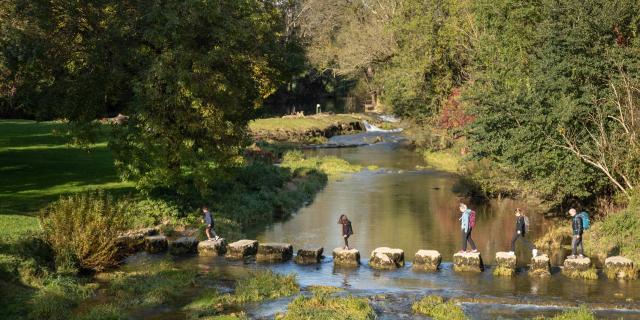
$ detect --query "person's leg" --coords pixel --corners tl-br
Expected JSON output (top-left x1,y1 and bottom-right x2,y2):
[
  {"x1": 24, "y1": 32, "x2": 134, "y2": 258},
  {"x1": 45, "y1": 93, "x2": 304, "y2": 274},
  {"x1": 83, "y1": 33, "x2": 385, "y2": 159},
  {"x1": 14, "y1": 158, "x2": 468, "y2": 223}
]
[
  {"x1": 522, "y1": 236, "x2": 535, "y2": 251},
  {"x1": 577, "y1": 236, "x2": 584, "y2": 255},
  {"x1": 571, "y1": 235, "x2": 578, "y2": 257},
  {"x1": 205, "y1": 225, "x2": 212, "y2": 240},
  {"x1": 510, "y1": 232, "x2": 519, "y2": 252},
  {"x1": 211, "y1": 225, "x2": 218, "y2": 238},
  {"x1": 344, "y1": 235, "x2": 349, "y2": 249},
  {"x1": 467, "y1": 229, "x2": 477, "y2": 251},
  {"x1": 461, "y1": 229, "x2": 467, "y2": 251}
]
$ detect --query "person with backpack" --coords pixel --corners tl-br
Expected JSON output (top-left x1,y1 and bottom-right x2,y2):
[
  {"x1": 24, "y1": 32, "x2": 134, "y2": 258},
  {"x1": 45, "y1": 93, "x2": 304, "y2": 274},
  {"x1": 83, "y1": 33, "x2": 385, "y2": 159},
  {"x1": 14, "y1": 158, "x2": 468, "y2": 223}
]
[
  {"x1": 568, "y1": 208, "x2": 588, "y2": 259},
  {"x1": 458, "y1": 203, "x2": 478, "y2": 253},
  {"x1": 338, "y1": 214, "x2": 354, "y2": 250},
  {"x1": 509, "y1": 208, "x2": 537, "y2": 257}
]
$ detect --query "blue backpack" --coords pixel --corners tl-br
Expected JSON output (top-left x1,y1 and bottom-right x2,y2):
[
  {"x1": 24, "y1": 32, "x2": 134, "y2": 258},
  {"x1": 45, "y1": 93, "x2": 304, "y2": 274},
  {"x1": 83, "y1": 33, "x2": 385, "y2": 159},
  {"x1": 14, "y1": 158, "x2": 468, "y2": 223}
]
[{"x1": 579, "y1": 212, "x2": 590, "y2": 230}]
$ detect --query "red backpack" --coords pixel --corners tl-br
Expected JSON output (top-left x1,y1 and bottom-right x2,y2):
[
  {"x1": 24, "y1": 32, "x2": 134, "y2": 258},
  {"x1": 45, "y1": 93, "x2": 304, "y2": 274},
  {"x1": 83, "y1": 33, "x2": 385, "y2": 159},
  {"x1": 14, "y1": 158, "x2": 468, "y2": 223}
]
[{"x1": 469, "y1": 210, "x2": 476, "y2": 229}]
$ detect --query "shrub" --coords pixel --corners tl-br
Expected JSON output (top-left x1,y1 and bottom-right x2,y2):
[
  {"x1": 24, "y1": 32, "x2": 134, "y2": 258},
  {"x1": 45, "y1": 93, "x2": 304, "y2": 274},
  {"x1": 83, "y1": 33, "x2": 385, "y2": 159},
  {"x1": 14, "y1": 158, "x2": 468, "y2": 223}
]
[
  {"x1": 412, "y1": 295, "x2": 467, "y2": 320},
  {"x1": 39, "y1": 191, "x2": 128, "y2": 272}
]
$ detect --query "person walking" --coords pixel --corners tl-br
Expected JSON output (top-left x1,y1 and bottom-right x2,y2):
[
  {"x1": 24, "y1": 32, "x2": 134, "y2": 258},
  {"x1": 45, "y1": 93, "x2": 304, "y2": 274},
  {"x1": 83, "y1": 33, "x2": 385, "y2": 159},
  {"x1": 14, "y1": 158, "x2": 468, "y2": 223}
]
[
  {"x1": 338, "y1": 214, "x2": 354, "y2": 250},
  {"x1": 568, "y1": 208, "x2": 584, "y2": 259},
  {"x1": 202, "y1": 206, "x2": 220, "y2": 241},
  {"x1": 458, "y1": 203, "x2": 478, "y2": 253},
  {"x1": 509, "y1": 208, "x2": 537, "y2": 257}
]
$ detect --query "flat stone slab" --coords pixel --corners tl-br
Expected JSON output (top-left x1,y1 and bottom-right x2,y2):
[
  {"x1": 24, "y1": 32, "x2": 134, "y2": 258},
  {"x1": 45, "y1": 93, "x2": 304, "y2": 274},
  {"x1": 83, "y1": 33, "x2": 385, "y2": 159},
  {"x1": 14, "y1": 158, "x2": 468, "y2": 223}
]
[
  {"x1": 605, "y1": 256, "x2": 637, "y2": 280},
  {"x1": 369, "y1": 247, "x2": 404, "y2": 270},
  {"x1": 294, "y1": 247, "x2": 324, "y2": 265},
  {"x1": 413, "y1": 250, "x2": 441, "y2": 272},
  {"x1": 197, "y1": 238, "x2": 228, "y2": 257},
  {"x1": 529, "y1": 254, "x2": 551, "y2": 277},
  {"x1": 168, "y1": 237, "x2": 198, "y2": 255},
  {"x1": 493, "y1": 252, "x2": 516, "y2": 276},
  {"x1": 225, "y1": 239, "x2": 259, "y2": 260},
  {"x1": 453, "y1": 252, "x2": 484, "y2": 272},
  {"x1": 563, "y1": 257, "x2": 597, "y2": 279},
  {"x1": 144, "y1": 235, "x2": 168, "y2": 254},
  {"x1": 333, "y1": 248, "x2": 360, "y2": 267},
  {"x1": 116, "y1": 227, "x2": 160, "y2": 255},
  {"x1": 257, "y1": 243, "x2": 293, "y2": 262}
]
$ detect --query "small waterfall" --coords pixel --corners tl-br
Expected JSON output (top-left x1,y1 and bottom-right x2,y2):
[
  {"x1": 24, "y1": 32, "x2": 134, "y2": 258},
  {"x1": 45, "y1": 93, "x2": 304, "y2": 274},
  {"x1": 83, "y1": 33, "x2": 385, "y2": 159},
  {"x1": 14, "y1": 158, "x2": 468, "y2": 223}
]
[{"x1": 363, "y1": 121, "x2": 403, "y2": 133}]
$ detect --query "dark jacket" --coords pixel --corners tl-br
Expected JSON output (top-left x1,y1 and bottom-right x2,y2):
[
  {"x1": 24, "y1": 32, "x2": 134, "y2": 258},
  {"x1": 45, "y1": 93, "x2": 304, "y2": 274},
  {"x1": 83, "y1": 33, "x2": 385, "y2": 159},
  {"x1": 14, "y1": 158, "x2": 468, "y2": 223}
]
[
  {"x1": 515, "y1": 216, "x2": 526, "y2": 235},
  {"x1": 572, "y1": 215, "x2": 583, "y2": 235},
  {"x1": 342, "y1": 221, "x2": 353, "y2": 236}
]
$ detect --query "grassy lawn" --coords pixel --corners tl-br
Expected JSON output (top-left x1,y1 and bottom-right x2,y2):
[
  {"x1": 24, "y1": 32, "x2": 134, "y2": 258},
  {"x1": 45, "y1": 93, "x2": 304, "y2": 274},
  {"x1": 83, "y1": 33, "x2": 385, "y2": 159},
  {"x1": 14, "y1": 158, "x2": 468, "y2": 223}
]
[{"x1": 0, "y1": 120, "x2": 134, "y2": 234}]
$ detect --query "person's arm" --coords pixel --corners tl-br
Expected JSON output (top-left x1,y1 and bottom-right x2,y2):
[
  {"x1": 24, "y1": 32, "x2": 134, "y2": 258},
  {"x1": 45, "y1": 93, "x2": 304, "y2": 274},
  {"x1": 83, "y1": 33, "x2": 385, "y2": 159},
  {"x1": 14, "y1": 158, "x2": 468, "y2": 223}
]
[{"x1": 577, "y1": 216, "x2": 583, "y2": 236}]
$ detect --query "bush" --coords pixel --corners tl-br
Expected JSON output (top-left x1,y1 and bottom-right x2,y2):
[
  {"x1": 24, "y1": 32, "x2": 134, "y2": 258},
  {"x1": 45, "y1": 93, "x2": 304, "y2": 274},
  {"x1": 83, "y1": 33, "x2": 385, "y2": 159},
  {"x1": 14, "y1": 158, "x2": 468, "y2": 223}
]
[
  {"x1": 412, "y1": 295, "x2": 467, "y2": 320},
  {"x1": 39, "y1": 191, "x2": 128, "y2": 272},
  {"x1": 120, "y1": 198, "x2": 181, "y2": 229}
]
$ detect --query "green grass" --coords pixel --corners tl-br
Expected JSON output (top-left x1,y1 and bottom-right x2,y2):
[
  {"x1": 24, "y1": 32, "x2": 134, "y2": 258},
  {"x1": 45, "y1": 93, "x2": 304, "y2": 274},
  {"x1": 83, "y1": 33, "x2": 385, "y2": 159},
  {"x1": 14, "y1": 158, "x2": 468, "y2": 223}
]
[
  {"x1": 536, "y1": 306, "x2": 595, "y2": 320},
  {"x1": 249, "y1": 114, "x2": 369, "y2": 132},
  {"x1": 280, "y1": 293, "x2": 375, "y2": 320},
  {"x1": 412, "y1": 295, "x2": 467, "y2": 320},
  {"x1": 420, "y1": 149, "x2": 461, "y2": 173},
  {"x1": 0, "y1": 120, "x2": 133, "y2": 235},
  {"x1": 280, "y1": 150, "x2": 362, "y2": 180}
]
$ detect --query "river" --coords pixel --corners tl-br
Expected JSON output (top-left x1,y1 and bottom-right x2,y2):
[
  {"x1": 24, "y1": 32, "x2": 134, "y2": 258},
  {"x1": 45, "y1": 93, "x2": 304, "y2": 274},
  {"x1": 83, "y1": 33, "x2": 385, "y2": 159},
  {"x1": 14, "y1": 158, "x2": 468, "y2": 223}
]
[{"x1": 124, "y1": 132, "x2": 640, "y2": 319}]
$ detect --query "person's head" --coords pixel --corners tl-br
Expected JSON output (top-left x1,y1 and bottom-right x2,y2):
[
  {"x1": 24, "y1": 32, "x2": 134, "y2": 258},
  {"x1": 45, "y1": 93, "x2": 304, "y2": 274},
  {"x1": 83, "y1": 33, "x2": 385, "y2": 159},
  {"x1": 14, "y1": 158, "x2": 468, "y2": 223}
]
[
  {"x1": 515, "y1": 208, "x2": 523, "y2": 217},
  {"x1": 459, "y1": 203, "x2": 468, "y2": 213},
  {"x1": 569, "y1": 208, "x2": 577, "y2": 217},
  {"x1": 338, "y1": 214, "x2": 348, "y2": 223},
  {"x1": 202, "y1": 206, "x2": 209, "y2": 212}
]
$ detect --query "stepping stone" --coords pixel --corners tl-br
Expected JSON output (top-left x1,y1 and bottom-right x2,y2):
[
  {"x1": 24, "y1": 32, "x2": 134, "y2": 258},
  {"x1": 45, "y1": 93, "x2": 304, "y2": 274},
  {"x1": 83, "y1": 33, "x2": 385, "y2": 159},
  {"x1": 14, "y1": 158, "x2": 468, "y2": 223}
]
[
  {"x1": 144, "y1": 235, "x2": 168, "y2": 254},
  {"x1": 529, "y1": 254, "x2": 551, "y2": 277},
  {"x1": 169, "y1": 237, "x2": 198, "y2": 255},
  {"x1": 413, "y1": 250, "x2": 441, "y2": 272},
  {"x1": 257, "y1": 243, "x2": 294, "y2": 262},
  {"x1": 605, "y1": 256, "x2": 638, "y2": 280},
  {"x1": 453, "y1": 252, "x2": 484, "y2": 272},
  {"x1": 116, "y1": 227, "x2": 160, "y2": 255},
  {"x1": 197, "y1": 238, "x2": 227, "y2": 257},
  {"x1": 225, "y1": 239, "x2": 259, "y2": 260},
  {"x1": 563, "y1": 257, "x2": 598, "y2": 280},
  {"x1": 369, "y1": 247, "x2": 405, "y2": 270},
  {"x1": 294, "y1": 247, "x2": 324, "y2": 265},
  {"x1": 493, "y1": 252, "x2": 516, "y2": 276},
  {"x1": 332, "y1": 248, "x2": 360, "y2": 267}
]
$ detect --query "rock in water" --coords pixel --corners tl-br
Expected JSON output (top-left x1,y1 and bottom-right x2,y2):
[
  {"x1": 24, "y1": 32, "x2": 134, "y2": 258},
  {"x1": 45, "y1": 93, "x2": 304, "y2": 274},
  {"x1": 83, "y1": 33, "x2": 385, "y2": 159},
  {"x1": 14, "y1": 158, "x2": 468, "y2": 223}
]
[
  {"x1": 529, "y1": 254, "x2": 551, "y2": 278},
  {"x1": 257, "y1": 243, "x2": 294, "y2": 262},
  {"x1": 225, "y1": 240, "x2": 259, "y2": 260},
  {"x1": 144, "y1": 235, "x2": 168, "y2": 254},
  {"x1": 369, "y1": 247, "x2": 405, "y2": 270},
  {"x1": 333, "y1": 248, "x2": 360, "y2": 267},
  {"x1": 453, "y1": 252, "x2": 484, "y2": 272},
  {"x1": 563, "y1": 257, "x2": 598, "y2": 280},
  {"x1": 169, "y1": 237, "x2": 198, "y2": 255},
  {"x1": 294, "y1": 247, "x2": 324, "y2": 265},
  {"x1": 197, "y1": 238, "x2": 228, "y2": 257},
  {"x1": 493, "y1": 252, "x2": 516, "y2": 276},
  {"x1": 605, "y1": 256, "x2": 637, "y2": 280},
  {"x1": 412, "y1": 250, "x2": 441, "y2": 272},
  {"x1": 116, "y1": 227, "x2": 160, "y2": 256}
]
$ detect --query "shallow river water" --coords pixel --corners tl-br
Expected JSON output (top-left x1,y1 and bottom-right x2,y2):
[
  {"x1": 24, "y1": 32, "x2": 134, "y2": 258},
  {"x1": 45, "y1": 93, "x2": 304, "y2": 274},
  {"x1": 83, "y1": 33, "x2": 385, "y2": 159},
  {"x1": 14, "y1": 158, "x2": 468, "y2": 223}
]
[{"x1": 124, "y1": 132, "x2": 640, "y2": 319}]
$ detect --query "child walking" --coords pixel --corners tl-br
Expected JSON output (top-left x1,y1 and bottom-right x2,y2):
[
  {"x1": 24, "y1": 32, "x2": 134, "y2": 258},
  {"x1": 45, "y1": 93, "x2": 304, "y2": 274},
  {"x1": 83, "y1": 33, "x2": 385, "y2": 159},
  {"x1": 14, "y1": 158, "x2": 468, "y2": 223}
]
[
  {"x1": 202, "y1": 206, "x2": 220, "y2": 241},
  {"x1": 509, "y1": 208, "x2": 537, "y2": 257},
  {"x1": 338, "y1": 214, "x2": 354, "y2": 250},
  {"x1": 458, "y1": 203, "x2": 478, "y2": 253}
]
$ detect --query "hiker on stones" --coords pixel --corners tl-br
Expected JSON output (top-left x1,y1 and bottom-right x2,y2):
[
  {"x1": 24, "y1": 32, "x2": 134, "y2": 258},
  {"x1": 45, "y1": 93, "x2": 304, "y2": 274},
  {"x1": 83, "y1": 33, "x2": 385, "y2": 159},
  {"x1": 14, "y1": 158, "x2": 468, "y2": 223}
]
[
  {"x1": 202, "y1": 206, "x2": 220, "y2": 241},
  {"x1": 509, "y1": 208, "x2": 537, "y2": 257},
  {"x1": 568, "y1": 208, "x2": 589, "y2": 259},
  {"x1": 338, "y1": 214, "x2": 354, "y2": 250},
  {"x1": 458, "y1": 203, "x2": 478, "y2": 253}
]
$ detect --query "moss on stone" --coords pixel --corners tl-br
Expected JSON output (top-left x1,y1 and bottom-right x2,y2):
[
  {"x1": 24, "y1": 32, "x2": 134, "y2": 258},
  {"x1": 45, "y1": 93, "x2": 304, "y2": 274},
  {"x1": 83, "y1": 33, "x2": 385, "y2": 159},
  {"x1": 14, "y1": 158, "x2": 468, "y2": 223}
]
[{"x1": 492, "y1": 266, "x2": 515, "y2": 277}]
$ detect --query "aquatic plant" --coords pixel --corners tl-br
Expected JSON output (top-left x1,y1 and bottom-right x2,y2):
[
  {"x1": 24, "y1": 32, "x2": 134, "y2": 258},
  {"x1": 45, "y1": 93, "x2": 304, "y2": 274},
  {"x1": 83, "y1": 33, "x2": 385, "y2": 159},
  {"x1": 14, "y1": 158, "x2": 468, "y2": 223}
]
[
  {"x1": 232, "y1": 270, "x2": 299, "y2": 303},
  {"x1": 280, "y1": 150, "x2": 362, "y2": 179},
  {"x1": 279, "y1": 294, "x2": 375, "y2": 320},
  {"x1": 412, "y1": 295, "x2": 467, "y2": 320},
  {"x1": 492, "y1": 266, "x2": 515, "y2": 277},
  {"x1": 308, "y1": 285, "x2": 344, "y2": 296},
  {"x1": 540, "y1": 306, "x2": 596, "y2": 320},
  {"x1": 562, "y1": 267, "x2": 599, "y2": 280}
]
